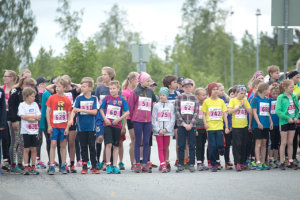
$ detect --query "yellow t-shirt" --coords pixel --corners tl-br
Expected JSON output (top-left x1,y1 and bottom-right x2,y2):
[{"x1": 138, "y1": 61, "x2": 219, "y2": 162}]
[
  {"x1": 201, "y1": 98, "x2": 227, "y2": 131},
  {"x1": 293, "y1": 85, "x2": 300, "y2": 97},
  {"x1": 228, "y1": 98, "x2": 251, "y2": 128}
]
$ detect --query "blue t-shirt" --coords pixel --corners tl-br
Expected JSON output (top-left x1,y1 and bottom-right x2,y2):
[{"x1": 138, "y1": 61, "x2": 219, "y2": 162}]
[
  {"x1": 73, "y1": 95, "x2": 99, "y2": 132},
  {"x1": 251, "y1": 96, "x2": 270, "y2": 130},
  {"x1": 270, "y1": 98, "x2": 279, "y2": 127},
  {"x1": 248, "y1": 92, "x2": 255, "y2": 104},
  {"x1": 168, "y1": 91, "x2": 178, "y2": 105},
  {"x1": 220, "y1": 96, "x2": 232, "y2": 128}
]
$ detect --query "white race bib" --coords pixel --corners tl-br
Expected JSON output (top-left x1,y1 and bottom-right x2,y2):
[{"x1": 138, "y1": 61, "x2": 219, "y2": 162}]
[
  {"x1": 235, "y1": 106, "x2": 247, "y2": 119},
  {"x1": 53, "y1": 110, "x2": 67, "y2": 124},
  {"x1": 80, "y1": 101, "x2": 94, "y2": 115},
  {"x1": 106, "y1": 105, "x2": 121, "y2": 120},
  {"x1": 181, "y1": 101, "x2": 195, "y2": 115},
  {"x1": 138, "y1": 97, "x2": 152, "y2": 111},
  {"x1": 271, "y1": 101, "x2": 276, "y2": 115},
  {"x1": 208, "y1": 107, "x2": 222, "y2": 121},
  {"x1": 158, "y1": 108, "x2": 171, "y2": 121},
  {"x1": 259, "y1": 102, "x2": 269, "y2": 116}
]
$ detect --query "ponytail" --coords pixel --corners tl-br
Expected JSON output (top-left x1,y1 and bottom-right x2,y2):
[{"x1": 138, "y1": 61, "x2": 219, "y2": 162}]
[{"x1": 121, "y1": 72, "x2": 139, "y2": 91}]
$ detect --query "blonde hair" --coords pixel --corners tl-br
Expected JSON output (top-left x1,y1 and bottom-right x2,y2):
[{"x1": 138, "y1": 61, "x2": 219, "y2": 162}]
[
  {"x1": 279, "y1": 80, "x2": 293, "y2": 94},
  {"x1": 217, "y1": 82, "x2": 229, "y2": 101},
  {"x1": 61, "y1": 75, "x2": 71, "y2": 86},
  {"x1": 102, "y1": 66, "x2": 116, "y2": 80},
  {"x1": 81, "y1": 77, "x2": 94, "y2": 88},
  {"x1": 4, "y1": 70, "x2": 18, "y2": 83},
  {"x1": 122, "y1": 72, "x2": 139, "y2": 91},
  {"x1": 96, "y1": 76, "x2": 103, "y2": 83},
  {"x1": 267, "y1": 65, "x2": 280, "y2": 76},
  {"x1": 108, "y1": 80, "x2": 120, "y2": 88},
  {"x1": 251, "y1": 79, "x2": 262, "y2": 89},
  {"x1": 14, "y1": 77, "x2": 36, "y2": 89},
  {"x1": 255, "y1": 83, "x2": 269, "y2": 96},
  {"x1": 55, "y1": 76, "x2": 69, "y2": 88},
  {"x1": 195, "y1": 87, "x2": 206, "y2": 95},
  {"x1": 19, "y1": 69, "x2": 31, "y2": 78},
  {"x1": 22, "y1": 87, "x2": 36, "y2": 100}
]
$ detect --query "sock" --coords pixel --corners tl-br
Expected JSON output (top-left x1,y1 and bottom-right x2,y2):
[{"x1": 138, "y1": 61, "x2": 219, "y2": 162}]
[
  {"x1": 71, "y1": 161, "x2": 74, "y2": 167},
  {"x1": 96, "y1": 143, "x2": 102, "y2": 162}
]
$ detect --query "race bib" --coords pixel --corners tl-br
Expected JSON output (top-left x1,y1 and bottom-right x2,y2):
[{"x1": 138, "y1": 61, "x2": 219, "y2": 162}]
[
  {"x1": 158, "y1": 108, "x2": 171, "y2": 121},
  {"x1": 198, "y1": 105, "x2": 203, "y2": 119},
  {"x1": 106, "y1": 105, "x2": 121, "y2": 120},
  {"x1": 271, "y1": 101, "x2": 276, "y2": 114},
  {"x1": 235, "y1": 106, "x2": 247, "y2": 119},
  {"x1": 53, "y1": 110, "x2": 67, "y2": 124},
  {"x1": 25, "y1": 122, "x2": 39, "y2": 134},
  {"x1": 288, "y1": 100, "x2": 295, "y2": 115},
  {"x1": 208, "y1": 107, "x2": 222, "y2": 121},
  {"x1": 138, "y1": 97, "x2": 152, "y2": 111},
  {"x1": 181, "y1": 101, "x2": 195, "y2": 115},
  {"x1": 80, "y1": 101, "x2": 94, "y2": 115},
  {"x1": 64, "y1": 92, "x2": 73, "y2": 104},
  {"x1": 259, "y1": 102, "x2": 269, "y2": 116}
]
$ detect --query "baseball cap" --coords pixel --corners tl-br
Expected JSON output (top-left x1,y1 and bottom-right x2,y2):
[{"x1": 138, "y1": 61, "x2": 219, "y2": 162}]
[
  {"x1": 177, "y1": 76, "x2": 185, "y2": 84},
  {"x1": 181, "y1": 79, "x2": 194, "y2": 86},
  {"x1": 36, "y1": 77, "x2": 50, "y2": 86}
]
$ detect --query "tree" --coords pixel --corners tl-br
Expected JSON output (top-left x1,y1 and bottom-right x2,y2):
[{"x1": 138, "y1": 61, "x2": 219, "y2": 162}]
[
  {"x1": 55, "y1": 0, "x2": 84, "y2": 40},
  {"x1": 0, "y1": 0, "x2": 38, "y2": 72}
]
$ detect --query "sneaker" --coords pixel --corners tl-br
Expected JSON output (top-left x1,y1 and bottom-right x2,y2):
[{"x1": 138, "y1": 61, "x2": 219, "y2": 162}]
[
  {"x1": 211, "y1": 165, "x2": 218, "y2": 172},
  {"x1": 70, "y1": 165, "x2": 77, "y2": 173},
  {"x1": 134, "y1": 163, "x2": 142, "y2": 173},
  {"x1": 81, "y1": 167, "x2": 88, "y2": 174},
  {"x1": 217, "y1": 162, "x2": 223, "y2": 170},
  {"x1": 241, "y1": 164, "x2": 248, "y2": 170},
  {"x1": 113, "y1": 166, "x2": 121, "y2": 174},
  {"x1": 235, "y1": 164, "x2": 242, "y2": 172},
  {"x1": 2, "y1": 161, "x2": 10, "y2": 172},
  {"x1": 197, "y1": 163, "x2": 205, "y2": 171},
  {"x1": 292, "y1": 160, "x2": 299, "y2": 167},
  {"x1": 54, "y1": 161, "x2": 59, "y2": 167},
  {"x1": 48, "y1": 166, "x2": 55, "y2": 175},
  {"x1": 151, "y1": 163, "x2": 158, "y2": 168},
  {"x1": 227, "y1": 161, "x2": 233, "y2": 166},
  {"x1": 208, "y1": 162, "x2": 212, "y2": 169},
  {"x1": 287, "y1": 162, "x2": 298, "y2": 170},
  {"x1": 10, "y1": 165, "x2": 23, "y2": 174},
  {"x1": 279, "y1": 163, "x2": 286, "y2": 170},
  {"x1": 269, "y1": 161, "x2": 277, "y2": 169},
  {"x1": 225, "y1": 163, "x2": 233, "y2": 170},
  {"x1": 36, "y1": 161, "x2": 47, "y2": 169},
  {"x1": 31, "y1": 167, "x2": 40, "y2": 175},
  {"x1": 142, "y1": 163, "x2": 152, "y2": 173},
  {"x1": 91, "y1": 168, "x2": 100, "y2": 174},
  {"x1": 87, "y1": 161, "x2": 92, "y2": 169},
  {"x1": 103, "y1": 163, "x2": 107, "y2": 171},
  {"x1": 262, "y1": 163, "x2": 270, "y2": 170},
  {"x1": 23, "y1": 166, "x2": 30, "y2": 175},
  {"x1": 106, "y1": 165, "x2": 113, "y2": 174},
  {"x1": 61, "y1": 164, "x2": 68, "y2": 174},
  {"x1": 256, "y1": 163, "x2": 263, "y2": 171},
  {"x1": 250, "y1": 161, "x2": 257, "y2": 170},
  {"x1": 166, "y1": 161, "x2": 171, "y2": 172},
  {"x1": 161, "y1": 165, "x2": 168, "y2": 173},
  {"x1": 188, "y1": 165, "x2": 195, "y2": 173},
  {"x1": 118, "y1": 162, "x2": 125, "y2": 170},
  {"x1": 174, "y1": 160, "x2": 179, "y2": 167},
  {"x1": 76, "y1": 160, "x2": 82, "y2": 167},
  {"x1": 176, "y1": 164, "x2": 184, "y2": 173}
]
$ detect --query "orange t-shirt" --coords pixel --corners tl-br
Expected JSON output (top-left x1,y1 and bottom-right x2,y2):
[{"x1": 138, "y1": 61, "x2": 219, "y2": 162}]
[{"x1": 46, "y1": 94, "x2": 72, "y2": 129}]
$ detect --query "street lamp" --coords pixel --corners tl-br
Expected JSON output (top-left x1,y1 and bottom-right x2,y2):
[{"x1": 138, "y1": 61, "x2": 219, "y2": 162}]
[
  {"x1": 230, "y1": 8, "x2": 234, "y2": 87},
  {"x1": 256, "y1": 9, "x2": 261, "y2": 72}
]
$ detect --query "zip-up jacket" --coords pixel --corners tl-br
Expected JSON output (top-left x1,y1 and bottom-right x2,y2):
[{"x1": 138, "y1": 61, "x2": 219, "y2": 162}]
[
  {"x1": 152, "y1": 101, "x2": 175, "y2": 136},
  {"x1": 128, "y1": 84, "x2": 156, "y2": 123},
  {"x1": 0, "y1": 88, "x2": 6, "y2": 129},
  {"x1": 275, "y1": 92, "x2": 299, "y2": 125}
]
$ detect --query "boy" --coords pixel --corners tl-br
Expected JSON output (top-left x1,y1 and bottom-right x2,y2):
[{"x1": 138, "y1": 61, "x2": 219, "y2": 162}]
[
  {"x1": 18, "y1": 87, "x2": 41, "y2": 175},
  {"x1": 67, "y1": 77, "x2": 99, "y2": 174},
  {"x1": 175, "y1": 79, "x2": 199, "y2": 173},
  {"x1": 267, "y1": 65, "x2": 280, "y2": 86},
  {"x1": 46, "y1": 77, "x2": 72, "y2": 175},
  {"x1": 100, "y1": 80, "x2": 129, "y2": 174}
]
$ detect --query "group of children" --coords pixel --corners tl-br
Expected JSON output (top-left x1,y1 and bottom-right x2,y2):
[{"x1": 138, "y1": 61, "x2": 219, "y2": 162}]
[{"x1": 1, "y1": 63, "x2": 300, "y2": 176}]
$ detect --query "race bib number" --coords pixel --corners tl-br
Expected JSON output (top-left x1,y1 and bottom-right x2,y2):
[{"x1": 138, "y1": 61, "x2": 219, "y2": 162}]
[
  {"x1": 181, "y1": 101, "x2": 195, "y2": 115},
  {"x1": 53, "y1": 110, "x2": 67, "y2": 124},
  {"x1": 138, "y1": 97, "x2": 152, "y2": 111},
  {"x1": 99, "y1": 95, "x2": 106, "y2": 106},
  {"x1": 64, "y1": 92, "x2": 73, "y2": 104},
  {"x1": 80, "y1": 101, "x2": 94, "y2": 115},
  {"x1": 271, "y1": 101, "x2": 276, "y2": 114},
  {"x1": 208, "y1": 107, "x2": 222, "y2": 121},
  {"x1": 106, "y1": 105, "x2": 121, "y2": 120},
  {"x1": 158, "y1": 108, "x2": 171, "y2": 121},
  {"x1": 259, "y1": 102, "x2": 269, "y2": 116},
  {"x1": 198, "y1": 105, "x2": 203, "y2": 119},
  {"x1": 288, "y1": 100, "x2": 295, "y2": 115},
  {"x1": 235, "y1": 106, "x2": 247, "y2": 119},
  {"x1": 25, "y1": 122, "x2": 39, "y2": 134}
]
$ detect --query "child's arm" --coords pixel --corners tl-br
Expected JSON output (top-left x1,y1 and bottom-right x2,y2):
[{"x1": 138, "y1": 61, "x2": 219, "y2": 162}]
[
  {"x1": 71, "y1": 83, "x2": 81, "y2": 93},
  {"x1": 112, "y1": 111, "x2": 129, "y2": 126},
  {"x1": 100, "y1": 108, "x2": 111, "y2": 126},
  {"x1": 269, "y1": 114, "x2": 273, "y2": 130},
  {"x1": 74, "y1": 108, "x2": 97, "y2": 116},
  {"x1": 202, "y1": 112, "x2": 209, "y2": 129},
  {"x1": 20, "y1": 115, "x2": 36, "y2": 122},
  {"x1": 253, "y1": 108, "x2": 263, "y2": 129},
  {"x1": 223, "y1": 112, "x2": 230, "y2": 134},
  {"x1": 45, "y1": 84, "x2": 56, "y2": 94},
  {"x1": 64, "y1": 111, "x2": 72, "y2": 135},
  {"x1": 248, "y1": 112, "x2": 253, "y2": 132},
  {"x1": 46, "y1": 107, "x2": 52, "y2": 134}
]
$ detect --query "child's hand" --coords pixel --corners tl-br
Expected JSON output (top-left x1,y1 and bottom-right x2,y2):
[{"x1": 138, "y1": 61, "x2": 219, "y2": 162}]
[
  {"x1": 248, "y1": 126, "x2": 252, "y2": 133},
  {"x1": 64, "y1": 129, "x2": 69, "y2": 136},
  {"x1": 241, "y1": 101, "x2": 245, "y2": 107},
  {"x1": 73, "y1": 108, "x2": 79, "y2": 113},
  {"x1": 204, "y1": 123, "x2": 209, "y2": 129},
  {"x1": 112, "y1": 119, "x2": 119, "y2": 125},
  {"x1": 159, "y1": 129, "x2": 164, "y2": 135},
  {"x1": 185, "y1": 124, "x2": 192, "y2": 131},
  {"x1": 48, "y1": 126, "x2": 52, "y2": 135},
  {"x1": 294, "y1": 118, "x2": 298, "y2": 123},
  {"x1": 121, "y1": 127, "x2": 126, "y2": 136},
  {"x1": 225, "y1": 128, "x2": 230, "y2": 134},
  {"x1": 258, "y1": 123, "x2": 263, "y2": 130},
  {"x1": 270, "y1": 123, "x2": 273, "y2": 131},
  {"x1": 104, "y1": 118, "x2": 111, "y2": 126},
  {"x1": 288, "y1": 118, "x2": 294, "y2": 124}
]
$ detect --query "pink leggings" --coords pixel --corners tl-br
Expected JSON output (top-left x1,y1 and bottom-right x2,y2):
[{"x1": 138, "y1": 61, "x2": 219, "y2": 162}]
[{"x1": 156, "y1": 135, "x2": 170, "y2": 165}]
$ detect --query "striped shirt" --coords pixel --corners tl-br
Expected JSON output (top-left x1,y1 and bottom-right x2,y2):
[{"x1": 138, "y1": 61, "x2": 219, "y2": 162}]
[{"x1": 175, "y1": 93, "x2": 199, "y2": 127}]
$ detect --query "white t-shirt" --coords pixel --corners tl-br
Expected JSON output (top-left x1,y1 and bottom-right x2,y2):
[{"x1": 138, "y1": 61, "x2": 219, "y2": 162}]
[{"x1": 18, "y1": 102, "x2": 41, "y2": 135}]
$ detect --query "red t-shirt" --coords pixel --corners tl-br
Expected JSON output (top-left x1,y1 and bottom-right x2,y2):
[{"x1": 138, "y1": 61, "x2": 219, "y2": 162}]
[{"x1": 46, "y1": 94, "x2": 72, "y2": 129}]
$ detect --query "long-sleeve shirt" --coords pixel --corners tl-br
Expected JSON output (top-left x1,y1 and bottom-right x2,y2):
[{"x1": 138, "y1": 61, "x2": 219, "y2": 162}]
[
  {"x1": 0, "y1": 88, "x2": 6, "y2": 129},
  {"x1": 175, "y1": 93, "x2": 199, "y2": 127},
  {"x1": 152, "y1": 101, "x2": 175, "y2": 136}
]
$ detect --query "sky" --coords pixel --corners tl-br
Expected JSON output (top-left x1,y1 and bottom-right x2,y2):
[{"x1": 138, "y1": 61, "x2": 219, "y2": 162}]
[{"x1": 30, "y1": 0, "x2": 273, "y2": 59}]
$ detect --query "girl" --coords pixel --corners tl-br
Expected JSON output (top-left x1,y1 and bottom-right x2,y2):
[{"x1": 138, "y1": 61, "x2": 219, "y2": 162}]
[
  {"x1": 128, "y1": 72, "x2": 156, "y2": 173},
  {"x1": 228, "y1": 85, "x2": 252, "y2": 171},
  {"x1": 152, "y1": 87, "x2": 175, "y2": 173},
  {"x1": 121, "y1": 72, "x2": 139, "y2": 170},
  {"x1": 251, "y1": 83, "x2": 273, "y2": 170},
  {"x1": 275, "y1": 80, "x2": 299, "y2": 170},
  {"x1": 201, "y1": 82, "x2": 229, "y2": 172},
  {"x1": 247, "y1": 71, "x2": 264, "y2": 100}
]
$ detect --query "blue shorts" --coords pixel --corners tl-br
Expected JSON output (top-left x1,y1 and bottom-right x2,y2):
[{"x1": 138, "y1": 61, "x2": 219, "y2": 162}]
[
  {"x1": 96, "y1": 126, "x2": 104, "y2": 137},
  {"x1": 51, "y1": 128, "x2": 66, "y2": 141}
]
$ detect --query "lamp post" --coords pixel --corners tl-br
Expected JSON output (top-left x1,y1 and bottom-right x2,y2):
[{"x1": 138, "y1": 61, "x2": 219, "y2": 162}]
[
  {"x1": 230, "y1": 9, "x2": 234, "y2": 87},
  {"x1": 256, "y1": 9, "x2": 261, "y2": 72}
]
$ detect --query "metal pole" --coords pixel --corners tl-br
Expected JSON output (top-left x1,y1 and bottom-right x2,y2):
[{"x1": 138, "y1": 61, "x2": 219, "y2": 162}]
[
  {"x1": 256, "y1": 9, "x2": 261, "y2": 72},
  {"x1": 283, "y1": 0, "x2": 289, "y2": 75},
  {"x1": 230, "y1": 9, "x2": 234, "y2": 86},
  {"x1": 175, "y1": 63, "x2": 178, "y2": 76},
  {"x1": 139, "y1": 44, "x2": 143, "y2": 72}
]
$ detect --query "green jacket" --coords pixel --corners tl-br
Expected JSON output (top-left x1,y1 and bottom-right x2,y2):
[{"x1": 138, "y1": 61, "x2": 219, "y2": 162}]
[{"x1": 275, "y1": 93, "x2": 299, "y2": 125}]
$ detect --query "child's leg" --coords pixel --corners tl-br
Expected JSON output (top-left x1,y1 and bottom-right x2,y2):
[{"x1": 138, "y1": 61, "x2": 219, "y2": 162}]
[
  {"x1": 78, "y1": 132, "x2": 88, "y2": 166},
  {"x1": 16, "y1": 128, "x2": 24, "y2": 165},
  {"x1": 133, "y1": 122, "x2": 143, "y2": 163},
  {"x1": 156, "y1": 136, "x2": 164, "y2": 164},
  {"x1": 50, "y1": 141, "x2": 57, "y2": 165},
  {"x1": 163, "y1": 136, "x2": 170, "y2": 162},
  {"x1": 255, "y1": 139, "x2": 262, "y2": 162},
  {"x1": 105, "y1": 143, "x2": 112, "y2": 164},
  {"x1": 187, "y1": 128, "x2": 196, "y2": 165},
  {"x1": 261, "y1": 139, "x2": 267, "y2": 163},
  {"x1": 280, "y1": 132, "x2": 287, "y2": 163},
  {"x1": 9, "y1": 121, "x2": 17, "y2": 165},
  {"x1": 36, "y1": 129, "x2": 43, "y2": 160},
  {"x1": 30, "y1": 147, "x2": 37, "y2": 166},
  {"x1": 195, "y1": 130, "x2": 201, "y2": 162},
  {"x1": 292, "y1": 129, "x2": 298, "y2": 160},
  {"x1": 241, "y1": 128, "x2": 249, "y2": 164},
  {"x1": 96, "y1": 135, "x2": 103, "y2": 162},
  {"x1": 174, "y1": 128, "x2": 179, "y2": 160},
  {"x1": 113, "y1": 146, "x2": 119, "y2": 167},
  {"x1": 216, "y1": 131, "x2": 225, "y2": 151},
  {"x1": 141, "y1": 122, "x2": 152, "y2": 164},
  {"x1": 68, "y1": 130, "x2": 77, "y2": 166},
  {"x1": 224, "y1": 131, "x2": 232, "y2": 163},
  {"x1": 207, "y1": 131, "x2": 217, "y2": 166},
  {"x1": 60, "y1": 139, "x2": 67, "y2": 164},
  {"x1": 119, "y1": 140, "x2": 124, "y2": 162},
  {"x1": 23, "y1": 148, "x2": 29, "y2": 166},
  {"x1": 129, "y1": 127, "x2": 135, "y2": 165},
  {"x1": 287, "y1": 130, "x2": 295, "y2": 161},
  {"x1": 87, "y1": 132, "x2": 97, "y2": 168},
  {"x1": 231, "y1": 128, "x2": 239, "y2": 165},
  {"x1": 178, "y1": 127, "x2": 187, "y2": 165},
  {"x1": 75, "y1": 134, "x2": 81, "y2": 162}
]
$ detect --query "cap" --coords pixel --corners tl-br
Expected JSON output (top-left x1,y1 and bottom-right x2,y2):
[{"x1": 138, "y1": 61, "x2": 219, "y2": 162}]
[
  {"x1": 150, "y1": 81, "x2": 157, "y2": 86},
  {"x1": 177, "y1": 76, "x2": 185, "y2": 84},
  {"x1": 181, "y1": 79, "x2": 194, "y2": 87},
  {"x1": 36, "y1": 77, "x2": 50, "y2": 86}
]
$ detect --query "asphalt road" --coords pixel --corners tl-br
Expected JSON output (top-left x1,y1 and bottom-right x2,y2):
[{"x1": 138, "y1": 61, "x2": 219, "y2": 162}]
[{"x1": 1, "y1": 137, "x2": 300, "y2": 200}]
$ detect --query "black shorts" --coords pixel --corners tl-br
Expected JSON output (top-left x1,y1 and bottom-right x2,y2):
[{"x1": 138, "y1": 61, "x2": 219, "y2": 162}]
[
  {"x1": 23, "y1": 134, "x2": 37, "y2": 148},
  {"x1": 104, "y1": 126, "x2": 121, "y2": 147},
  {"x1": 127, "y1": 119, "x2": 134, "y2": 130},
  {"x1": 253, "y1": 128, "x2": 269, "y2": 140},
  {"x1": 281, "y1": 123, "x2": 296, "y2": 131}
]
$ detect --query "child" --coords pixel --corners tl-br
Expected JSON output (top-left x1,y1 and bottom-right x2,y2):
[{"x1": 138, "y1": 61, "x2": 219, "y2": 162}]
[
  {"x1": 128, "y1": 72, "x2": 156, "y2": 173},
  {"x1": 175, "y1": 79, "x2": 199, "y2": 173},
  {"x1": 275, "y1": 80, "x2": 299, "y2": 170},
  {"x1": 195, "y1": 87, "x2": 208, "y2": 171},
  {"x1": 46, "y1": 77, "x2": 72, "y2": 175},
  {"x1": 121, "y1": 72, "x2": 139, "y2": 170},
  {"x1": 176, "y1": 76, "x2": 185, "y2": 94},
  {"x1": 18, "y1": 87, "x2": 41, "y2": 175},
  {"x1": 228, "y1": 85, "x2": 252, "y2": 171},
  {"x1": 202, "y1": 82, "x2": 229, "y2": 172},
  {"x1": 251, "y1": 83, "x2": 273, "y2": 170},
  {"x1": 267, "y1": 65, "x2": 280, "y2": 85},
  {"x1": 95, "y1": 66, "x2": 116, "y2": 170},
  {"x1": 67, "y1": 77, "x2": 99, "y2": 174},
  {"x1": 247, "y1": 71, "x2": 264, "y2": 100},
  {"x1": 0, "y1": 87, "x2": 6, "y2": 175},
  {"x1": 100, "y1": 80, "x2": 129, "y2": 174},
  {"x1": 269, "y1": 87, "x2": 280, "y2": 168},
  {"x1": 152, "y1": 87, "x2": 175, "y2": 173}
]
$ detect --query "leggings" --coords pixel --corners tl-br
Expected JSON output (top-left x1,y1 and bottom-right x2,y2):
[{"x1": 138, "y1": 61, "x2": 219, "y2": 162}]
[
  {"x1": 133, "y1": 122, "x2": 152, "y2": 164},
  {"x1": 36, "y1": 129, "x2": 43, "y2": 159},
  {"x1": 156, "y1": 135, "x2": 170, "y2": 165},
  {"x1": 196, "y1": 129, "x2": 207, "y2": 162},
  {"x1": 9, "y1": 121, "x2": 23, "y2": 164},
  {"x1": 75, "y1": 133, "x2": 81, "y2": 162},
  {"x1": 2, "y1": 122, "x2": 10, "y2": 163},
  {"x1": 224, "y1": 131, "x2": 232, "y2": 163}
]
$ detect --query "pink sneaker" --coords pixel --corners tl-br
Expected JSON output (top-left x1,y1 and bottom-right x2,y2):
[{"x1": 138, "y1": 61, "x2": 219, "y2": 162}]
[{"x1": 76, "y1": 160, "x2": 82, "y2": 167}]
